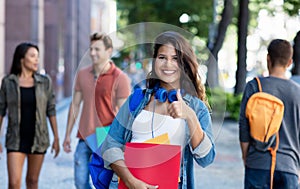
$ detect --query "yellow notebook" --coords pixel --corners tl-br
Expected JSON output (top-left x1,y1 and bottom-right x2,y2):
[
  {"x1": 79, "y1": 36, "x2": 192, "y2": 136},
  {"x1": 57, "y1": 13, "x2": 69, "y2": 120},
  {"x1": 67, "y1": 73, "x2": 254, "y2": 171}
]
[{"x1": 144, "y1": 133, "x2": 170, "y2": 144}]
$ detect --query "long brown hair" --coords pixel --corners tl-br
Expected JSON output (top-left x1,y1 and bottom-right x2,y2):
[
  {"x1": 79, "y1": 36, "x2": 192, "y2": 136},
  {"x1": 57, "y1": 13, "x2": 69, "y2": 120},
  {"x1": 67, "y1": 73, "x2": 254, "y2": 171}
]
[{"x1": 146, "y1": 31, "x2": 209, "y2": 107}]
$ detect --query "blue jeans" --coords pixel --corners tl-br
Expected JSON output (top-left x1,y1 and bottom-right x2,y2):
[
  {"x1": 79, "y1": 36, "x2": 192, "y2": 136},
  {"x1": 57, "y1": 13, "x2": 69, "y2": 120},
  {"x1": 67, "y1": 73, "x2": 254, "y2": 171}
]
[
  {"x1": 245, "y1": 167, "x2": 299, "y2": 189},
  {"x1": 74, "y1": 139, "x2": 93, "y2": 189}
]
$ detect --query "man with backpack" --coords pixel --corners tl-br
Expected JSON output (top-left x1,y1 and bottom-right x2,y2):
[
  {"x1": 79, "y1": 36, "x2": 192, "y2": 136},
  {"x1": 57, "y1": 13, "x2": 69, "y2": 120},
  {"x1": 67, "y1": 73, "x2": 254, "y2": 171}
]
[
  {"x1": 62, "y1": 33, "x2": 131, "y2": 189},
  {"x1": 239, "y1": 39, "x2": 300, "y2": 189}
]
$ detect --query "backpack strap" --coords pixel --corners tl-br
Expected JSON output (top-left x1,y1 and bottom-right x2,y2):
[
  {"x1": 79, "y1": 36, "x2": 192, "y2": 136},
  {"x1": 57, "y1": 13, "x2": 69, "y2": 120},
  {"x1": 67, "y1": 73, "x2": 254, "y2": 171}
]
[
  {"x1": 255, "y1": 77, "x2": 262, "y2": 92},
  {"x1": 268, "y1": 132, "x2": 279, "y2": 189}
]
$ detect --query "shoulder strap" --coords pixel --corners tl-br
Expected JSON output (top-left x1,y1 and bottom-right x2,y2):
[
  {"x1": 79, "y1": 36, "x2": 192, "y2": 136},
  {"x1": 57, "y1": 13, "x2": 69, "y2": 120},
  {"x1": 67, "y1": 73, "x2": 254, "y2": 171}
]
[
  {"x1": 255, "y1": 77, "x2": 262, "y2": 92},
  {"x1": 269, "y1": 132, "x2": 279, "y2": 189}
]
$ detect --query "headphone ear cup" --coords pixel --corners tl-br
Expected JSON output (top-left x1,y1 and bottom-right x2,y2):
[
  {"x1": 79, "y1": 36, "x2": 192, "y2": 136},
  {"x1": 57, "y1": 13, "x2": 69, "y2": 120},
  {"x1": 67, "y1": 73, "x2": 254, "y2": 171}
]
[
  {"x1": 168, "y1": 89, "x2": 178, "y2": 103},
  {"x1": 129, "y1": 88, "x2": 144, "y2": 112},
  {"x1": 155, "y1": 88, "x2": 167, "y2": 102}
]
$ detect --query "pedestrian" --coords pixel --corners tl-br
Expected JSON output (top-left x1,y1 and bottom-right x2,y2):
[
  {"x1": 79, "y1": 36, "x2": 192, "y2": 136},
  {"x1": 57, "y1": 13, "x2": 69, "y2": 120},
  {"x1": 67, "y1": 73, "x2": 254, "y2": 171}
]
[
  {"x1": 101, "y1": 31, "x2": 216, "y2": 189},
  {"x1": 291, "y1": 31, "x2": 300, "y2": 84},
  {"x1": 0, "y1": 42, "x2": 60, "y2": 189},
  {"x1": 239, "y1": 39, "x2": 300, "y2": 189},
  {"x1": 62, "y1": 32, "x2": 131, "y2": 189}
]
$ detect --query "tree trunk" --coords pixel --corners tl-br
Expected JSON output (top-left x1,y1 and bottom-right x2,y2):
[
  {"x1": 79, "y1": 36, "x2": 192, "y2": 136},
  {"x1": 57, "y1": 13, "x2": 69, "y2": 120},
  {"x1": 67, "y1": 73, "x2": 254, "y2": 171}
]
[
  {"x1": 292, "y1": 31, "x2": 300, "y2": 75},
  {"x1": 235, "y1": 0, "x2": 249, "y2": 95},
  {"x1": 206, "y1": 0, "x2": 233, "y2": 88}
]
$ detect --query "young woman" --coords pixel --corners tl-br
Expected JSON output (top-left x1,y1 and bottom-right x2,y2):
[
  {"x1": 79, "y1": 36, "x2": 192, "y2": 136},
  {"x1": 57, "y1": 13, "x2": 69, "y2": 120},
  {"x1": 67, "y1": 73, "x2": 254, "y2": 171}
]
[
  {"x1": 101, "y1": 31, "x2": 215, "y2": 189},
  {"x1": 0, "y1": 42, "x2": 60, "y2": 189}
]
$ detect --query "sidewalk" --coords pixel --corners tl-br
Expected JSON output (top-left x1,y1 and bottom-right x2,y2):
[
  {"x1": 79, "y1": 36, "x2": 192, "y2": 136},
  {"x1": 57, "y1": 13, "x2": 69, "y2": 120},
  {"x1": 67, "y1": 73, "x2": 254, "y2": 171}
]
[
  {"x1": 197, "y1": 119, "x2": 244, "y2": 188},
  {"x1": 0, "y1": 99, "x2": 244, "y2": 189}
]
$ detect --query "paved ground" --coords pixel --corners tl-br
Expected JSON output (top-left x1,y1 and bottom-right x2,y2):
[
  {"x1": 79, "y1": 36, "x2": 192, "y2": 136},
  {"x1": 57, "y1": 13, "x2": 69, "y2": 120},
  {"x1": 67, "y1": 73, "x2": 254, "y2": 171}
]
[
  {"x1": 197, "y1": 119, "x2": 244, "y2": 188},
  {"x1": 0, "y1": 98, "x2": 244, "y2": 189}
]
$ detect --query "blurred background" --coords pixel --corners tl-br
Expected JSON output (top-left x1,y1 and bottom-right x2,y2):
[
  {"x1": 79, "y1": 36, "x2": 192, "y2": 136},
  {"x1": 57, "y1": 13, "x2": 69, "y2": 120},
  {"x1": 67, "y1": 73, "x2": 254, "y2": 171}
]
[
  {"x1": 0, "y1": 0, "x2": 118, "y2": 101},
  {"x1": 0, "y1": 1, "x2": 300, "y2": 188},
  {"x1": 0, "y1": 0, "x2": 299, "y2": 100}
]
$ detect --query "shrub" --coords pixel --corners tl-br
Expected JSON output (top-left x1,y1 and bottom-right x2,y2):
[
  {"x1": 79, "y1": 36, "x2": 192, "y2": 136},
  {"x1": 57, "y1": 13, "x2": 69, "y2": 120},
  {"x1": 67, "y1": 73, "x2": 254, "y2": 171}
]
[
  {"x1": 226, "y1": 93, "x2": 242, "y2": 121},
  {"x1": 206, "y1": 88, "x2": 242, "y2": 121}
]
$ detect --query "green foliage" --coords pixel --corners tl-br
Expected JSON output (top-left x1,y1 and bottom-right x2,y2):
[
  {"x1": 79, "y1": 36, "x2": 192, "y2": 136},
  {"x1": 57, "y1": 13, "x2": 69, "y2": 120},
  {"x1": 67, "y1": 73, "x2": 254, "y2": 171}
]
[
  {"x1": 206, "y1": 87, "x2": 227, "y2": 117},
  {"x1": 283, "y1": 0, "x2": 300, "y2": 16},
  {"x1": 226, "y1": 92, "x2": 243, "y2": 121},
  {"x1": 117, "y1": 0, "x2": 214, "y2": 38},
  {"x1": 206, "y1": 87, "x2": 242, "y2": 121},
  {"x1": 231, "y1": 0, "x2": 300, "y2": 33},
  {"x1": 116, "y1": 0, "x2": 300, "y2": 52}
]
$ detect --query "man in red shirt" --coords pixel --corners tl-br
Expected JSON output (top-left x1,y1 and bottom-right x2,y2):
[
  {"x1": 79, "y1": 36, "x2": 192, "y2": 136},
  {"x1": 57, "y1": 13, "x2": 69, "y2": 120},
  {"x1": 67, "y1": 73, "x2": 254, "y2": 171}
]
[{"x1": 63, "y1": 33, "x2": 131, "y2": 189}]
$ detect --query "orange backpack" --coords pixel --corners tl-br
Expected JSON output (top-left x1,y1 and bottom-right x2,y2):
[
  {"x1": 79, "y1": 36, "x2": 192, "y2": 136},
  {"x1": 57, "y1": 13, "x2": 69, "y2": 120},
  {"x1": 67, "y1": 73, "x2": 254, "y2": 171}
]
[{"x1": 245, "y1": 77, "x2": 284, "y2": 189}]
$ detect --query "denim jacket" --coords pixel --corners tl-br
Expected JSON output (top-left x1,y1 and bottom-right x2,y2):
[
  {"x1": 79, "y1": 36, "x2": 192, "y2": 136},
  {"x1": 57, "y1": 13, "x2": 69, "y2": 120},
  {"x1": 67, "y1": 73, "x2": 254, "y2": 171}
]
[
  {"x1": 101, "y1": 88, "x2": 215, "y2": 189},
  {"x1": 0, "y1": 73, "x2": 56, "y2": 153}
]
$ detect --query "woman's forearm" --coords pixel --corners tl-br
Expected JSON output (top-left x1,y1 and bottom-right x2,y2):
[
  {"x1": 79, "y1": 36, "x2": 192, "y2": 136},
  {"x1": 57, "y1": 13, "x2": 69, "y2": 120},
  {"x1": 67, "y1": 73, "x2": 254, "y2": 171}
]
[
  {"x1": 110, "y1": 160, "x2": 136, "y2": 187},
  {"x1": 49, "y1": 116, "x2": 59, "y2": 140},
  {"x1": 186, "y1": 108, "x2": 204, "y2": 149}
]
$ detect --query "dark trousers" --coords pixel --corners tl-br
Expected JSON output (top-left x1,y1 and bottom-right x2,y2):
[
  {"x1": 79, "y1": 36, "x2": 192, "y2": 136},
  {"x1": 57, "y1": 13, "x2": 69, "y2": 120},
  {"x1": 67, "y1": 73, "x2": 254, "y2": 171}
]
[{"x1": 244, "y1": 167, "x2": 299, "y2": 189}]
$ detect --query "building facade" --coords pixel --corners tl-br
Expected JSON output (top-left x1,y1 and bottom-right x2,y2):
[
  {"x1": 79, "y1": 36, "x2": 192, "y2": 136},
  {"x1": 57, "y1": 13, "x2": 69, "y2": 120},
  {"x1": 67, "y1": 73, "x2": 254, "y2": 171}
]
[{"x1": 1, "y1": 0, "x2": 116, "y2": 100}]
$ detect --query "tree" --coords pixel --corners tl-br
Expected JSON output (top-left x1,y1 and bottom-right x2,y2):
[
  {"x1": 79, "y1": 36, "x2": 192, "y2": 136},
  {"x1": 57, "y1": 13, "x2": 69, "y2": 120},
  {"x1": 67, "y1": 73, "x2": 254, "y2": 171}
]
[
  {"x1": 118, "y1": 0, "x2": 236, "y2": 88},
  {"x1": 207, "y1": 0, "x2": 234, "y2": 88},
  {"x1": 292, "y1": 31, "x2": 300, "y2": 75},
  {"x1": 283, "y1": 1, "x2": 300, "y2": 16},
  {"x1": 234, "y1": 0, "x2": 300, "y2": 94},
  {"x1": 235, "y1": 0, "x2": 249, "y2": 95},
  {"x1": 117, "y1": 0, "x2": 300, "y2": 93},
  {"x1": 117, "y1": 0, "x2": 213, "y2": 38}
]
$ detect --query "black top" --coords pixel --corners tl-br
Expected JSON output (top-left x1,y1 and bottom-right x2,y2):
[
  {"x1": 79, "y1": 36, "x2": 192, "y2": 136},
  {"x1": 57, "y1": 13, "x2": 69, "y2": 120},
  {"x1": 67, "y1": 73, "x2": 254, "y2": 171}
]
[{"x1": 19, "y1": 86, "x2": 36, "y2": 153}]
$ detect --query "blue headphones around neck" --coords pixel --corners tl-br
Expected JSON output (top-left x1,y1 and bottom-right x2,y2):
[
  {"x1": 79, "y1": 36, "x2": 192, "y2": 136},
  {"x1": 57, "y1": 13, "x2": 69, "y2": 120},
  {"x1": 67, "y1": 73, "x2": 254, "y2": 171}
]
[
  {"x1": 129, "y1": 85, "x2": 179, "y2": 112},
  {"x1": 154, "y1": 87, "x2": 177, "y2": 103}
]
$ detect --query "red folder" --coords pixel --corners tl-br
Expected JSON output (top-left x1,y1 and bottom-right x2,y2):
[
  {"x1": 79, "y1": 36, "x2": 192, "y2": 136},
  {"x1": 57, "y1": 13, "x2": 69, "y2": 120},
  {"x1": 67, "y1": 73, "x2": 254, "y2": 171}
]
[{"x1": 118, "y1": 142, "x2": 181, "y2": 189}]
